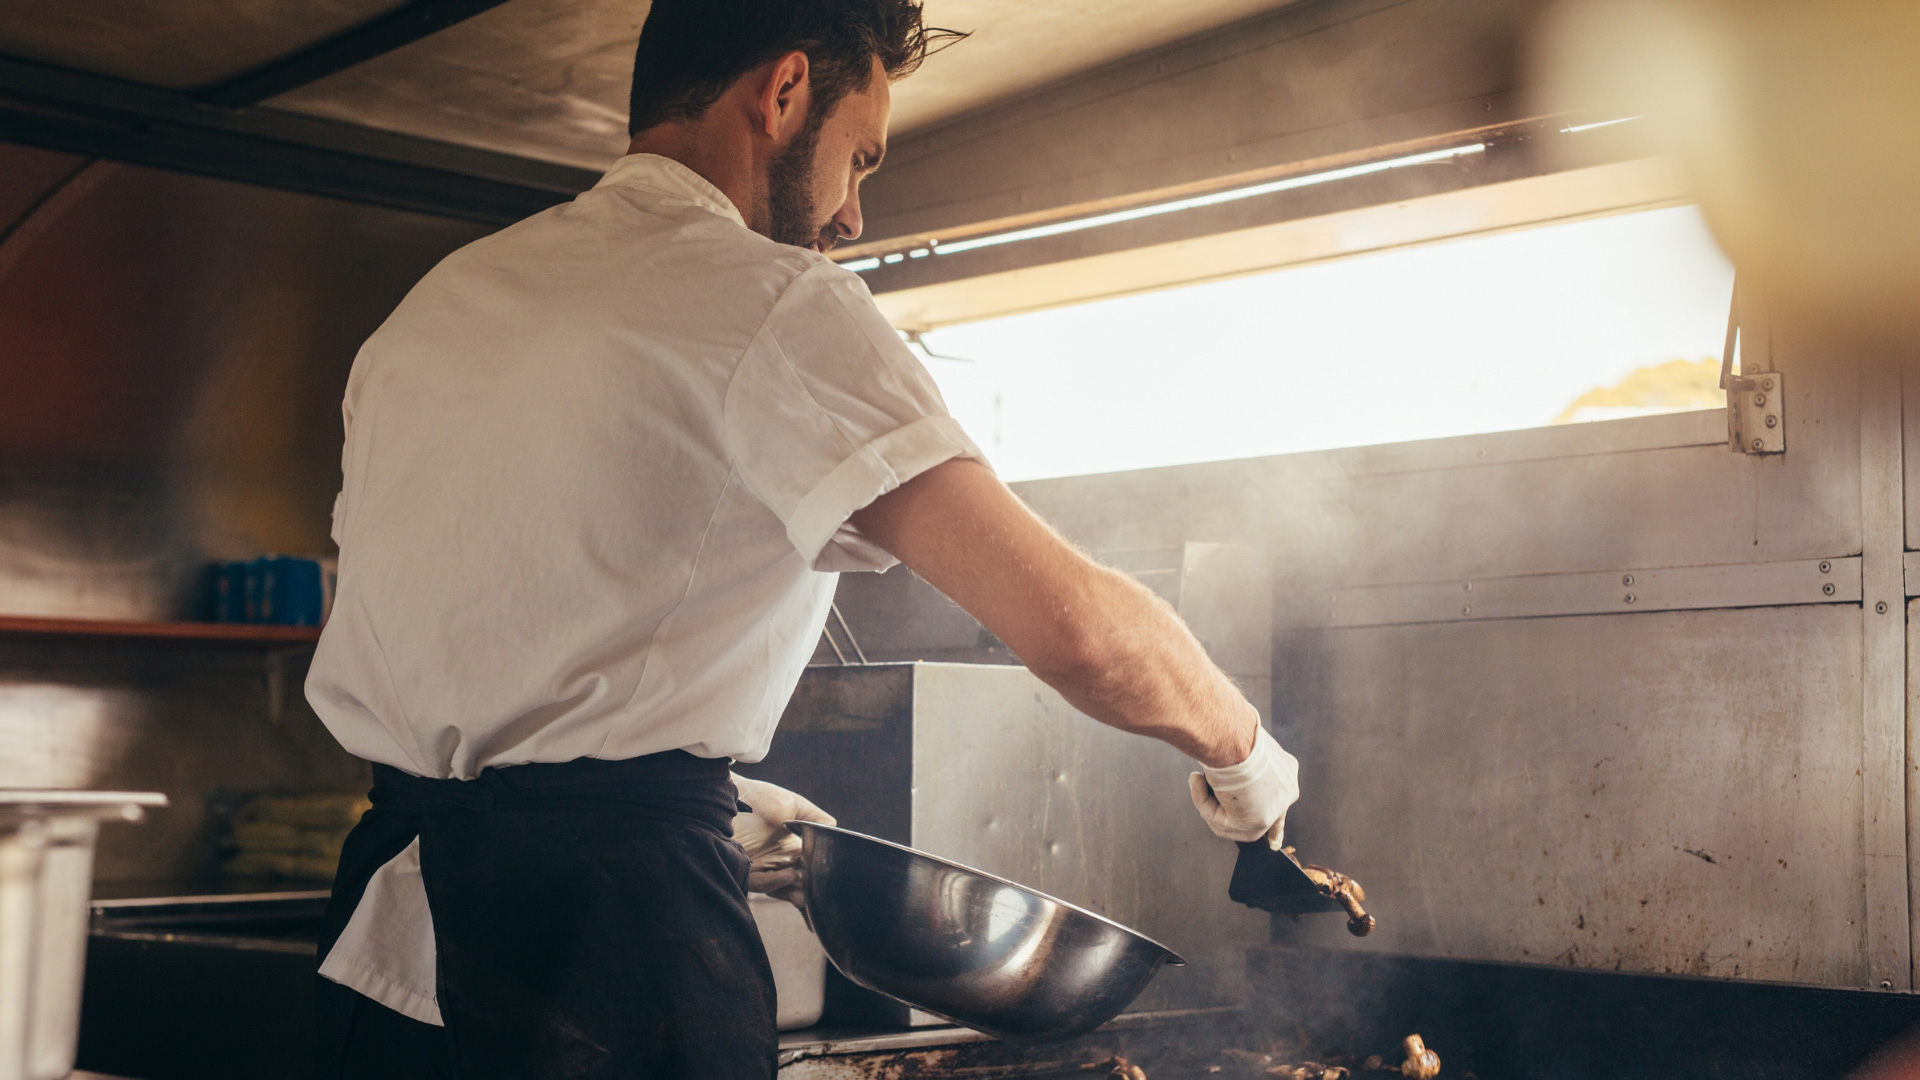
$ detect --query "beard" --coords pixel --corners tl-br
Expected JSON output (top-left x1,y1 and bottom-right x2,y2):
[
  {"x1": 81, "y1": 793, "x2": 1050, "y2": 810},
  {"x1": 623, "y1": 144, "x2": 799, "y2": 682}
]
[{"x1": 767, "y1": 106, "x2": 835, "y2": 250}]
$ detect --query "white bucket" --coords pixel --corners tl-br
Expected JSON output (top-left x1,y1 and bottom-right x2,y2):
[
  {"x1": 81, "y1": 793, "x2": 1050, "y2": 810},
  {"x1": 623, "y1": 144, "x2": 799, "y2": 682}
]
[
  {"x1": 748, "y1": 892, "x2": 826, "y2": 1031},
  {"x1": 0, "y1": 792, "x2": 165, "y2": 1080}
]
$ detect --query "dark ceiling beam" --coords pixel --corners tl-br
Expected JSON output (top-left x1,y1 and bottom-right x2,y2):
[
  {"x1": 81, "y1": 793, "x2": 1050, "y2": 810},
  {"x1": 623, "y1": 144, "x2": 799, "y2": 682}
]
[
  {"x1": 847, "y1": 0, "x2": 1569, "y2": 259},
  {"x1": 0, "y1": 54, "x2": 599, "y2": 226},
  {"x1": 200, "y1": 0, "x2": 515, "y2": 107}
]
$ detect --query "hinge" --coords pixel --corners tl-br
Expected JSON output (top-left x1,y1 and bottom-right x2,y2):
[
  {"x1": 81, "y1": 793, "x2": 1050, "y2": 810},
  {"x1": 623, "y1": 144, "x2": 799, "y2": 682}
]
[{"x1": 1721, "y1": 277, "x2": 1784, "y2": 455}]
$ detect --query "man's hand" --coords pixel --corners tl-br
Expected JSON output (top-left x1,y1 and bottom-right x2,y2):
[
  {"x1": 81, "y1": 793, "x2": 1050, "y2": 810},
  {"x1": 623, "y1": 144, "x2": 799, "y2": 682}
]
[
  {"x1": 1188, "y1": 720, "x2": 1299, "y2": 849},
  {"x1": 731, "y1": 774, "x2": 835, "y2": 910}
]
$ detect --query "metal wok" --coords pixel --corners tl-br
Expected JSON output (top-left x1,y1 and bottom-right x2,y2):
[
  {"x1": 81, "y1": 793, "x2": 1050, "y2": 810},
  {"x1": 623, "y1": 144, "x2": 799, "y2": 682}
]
[{"x1": 788, "y1": 821, "x2": 1184, "y2": 1043}]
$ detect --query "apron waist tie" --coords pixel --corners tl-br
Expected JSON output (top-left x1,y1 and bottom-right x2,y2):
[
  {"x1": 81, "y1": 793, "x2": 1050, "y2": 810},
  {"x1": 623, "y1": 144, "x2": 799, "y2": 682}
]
[{"x1": 369, "y1": 750, "x2": 736, "y2": 817}]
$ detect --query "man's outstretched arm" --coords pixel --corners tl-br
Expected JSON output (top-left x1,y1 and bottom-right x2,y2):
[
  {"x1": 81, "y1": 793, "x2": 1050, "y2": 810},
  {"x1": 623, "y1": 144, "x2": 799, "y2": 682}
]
[{"x1": 850, "y1": 458, "x2": 1296, "y2": 844}]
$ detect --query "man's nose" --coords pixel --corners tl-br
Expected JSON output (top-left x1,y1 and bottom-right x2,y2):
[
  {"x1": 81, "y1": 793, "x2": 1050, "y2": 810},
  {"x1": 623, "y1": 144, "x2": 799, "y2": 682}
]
[{"x1": 831, "y1": 188, "x2": 864, "y2": 242}]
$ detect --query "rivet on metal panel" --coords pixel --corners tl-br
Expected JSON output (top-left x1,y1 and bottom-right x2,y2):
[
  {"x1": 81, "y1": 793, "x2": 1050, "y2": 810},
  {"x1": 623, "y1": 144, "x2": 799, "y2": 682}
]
[
  {"x1": 1752, "y1": 439, "x2": 1765, "y2": 451},
  {"x1": 1049, "y1": 842, "x2": 1060, "y2": 855},
  {"x1": 1624, "y1": 594, "x2": 1637, "y2": 604},
  {"x1": 1054, "y1": 772, "x2": 1066, "y2": 784},
  {"x1": 1753, "y1": 393, "x2": 1767, "y2": 407},
  {"x1": 1820, "y1": 561, "x2": 1832, "y2": 573},
  {"x1": 1763, "y1": 377, "x2": 1775, "y2": 391},
  {"x1": 1824, "y1": 583, "x2": 1837, "y2": 596},
  {"x1": 1462, "y1": 582, "x2": 1472, "y2": 593},
  {"x1": 1765, "y1": 415, "x2": 1778, "y2": 428},
  {"x1": 1460, "y1": 604, "x2": 1471, "y2": 616},
  {"x1": 1878, "y1": 601, "x2": 1890, "y2": 614},
  {"x1": 1621, "y1": 574, "x2": 1634, "y2": 587},
  {"x1": 1885, "y1": 980, "x2": 1896, "y2": 991}
]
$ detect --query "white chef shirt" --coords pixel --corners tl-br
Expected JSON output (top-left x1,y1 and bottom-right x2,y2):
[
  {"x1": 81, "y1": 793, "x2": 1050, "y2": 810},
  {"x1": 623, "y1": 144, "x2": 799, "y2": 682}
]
[{"x1": 307, "y1": 153, "x2": 984, "y2": 1024}]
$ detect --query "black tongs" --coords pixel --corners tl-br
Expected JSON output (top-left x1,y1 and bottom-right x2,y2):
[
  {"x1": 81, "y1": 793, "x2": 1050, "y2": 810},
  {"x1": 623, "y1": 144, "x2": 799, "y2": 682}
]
[{"x1": 1228, "y1": 842, "x2": 1375, "y2": 937}]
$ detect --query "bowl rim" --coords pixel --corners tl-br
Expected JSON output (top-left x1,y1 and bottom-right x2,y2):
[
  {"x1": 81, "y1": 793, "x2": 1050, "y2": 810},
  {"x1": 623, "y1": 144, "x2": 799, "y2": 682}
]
[{"x1": 789, "y1": 820, "x2": 1186, "y2": 966}]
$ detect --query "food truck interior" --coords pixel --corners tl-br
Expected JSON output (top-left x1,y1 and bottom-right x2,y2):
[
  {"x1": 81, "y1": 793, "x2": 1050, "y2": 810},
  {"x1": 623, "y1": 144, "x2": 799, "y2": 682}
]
[{"x1": 1, "y1": 0, "x2": 1918, "y2": 1077}]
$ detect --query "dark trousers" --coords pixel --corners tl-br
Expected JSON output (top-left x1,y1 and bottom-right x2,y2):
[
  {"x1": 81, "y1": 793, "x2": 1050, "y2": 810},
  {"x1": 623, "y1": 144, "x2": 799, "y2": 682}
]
[{"x1": 315, "y1": 753, "x2": 778, "y2": 1080}]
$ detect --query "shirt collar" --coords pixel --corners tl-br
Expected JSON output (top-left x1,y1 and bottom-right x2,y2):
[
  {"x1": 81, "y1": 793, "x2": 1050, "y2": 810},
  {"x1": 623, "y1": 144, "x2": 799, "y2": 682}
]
[{"x1": 592, "y1": 153, "x2": 746, "y2": 228}]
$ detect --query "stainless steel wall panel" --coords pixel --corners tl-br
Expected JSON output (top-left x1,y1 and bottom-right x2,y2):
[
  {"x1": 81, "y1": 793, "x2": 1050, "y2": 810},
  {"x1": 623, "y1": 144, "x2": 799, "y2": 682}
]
[
  {"x1": 0, "y1": 150, "x2": 478, "y2": 888},
  {"x1": 1314, "y1": 557, "x2": 1859, "y2": 629},
  {"x1": 908, "y1": 663, "x2": 1267, "y2": 1011},
  {"x1": 0, "y1": 150, "x2": 487, "y2": 618},
  {"x1": 1274, "y1": 606, "x2": 1868, "y2": 986},
  {"x1": 0, "y1": 639, "x2": 366, "y2": 885},
  {"x1": 1858, "y1": 357, "x2": 1909, "y2": 988},
  {"x1": 1297, "y1": 346, "x2": 1855, "y2": 590},
  {"x1": 745, "y1": 663, "x2": 1270, "y2": 1014}
]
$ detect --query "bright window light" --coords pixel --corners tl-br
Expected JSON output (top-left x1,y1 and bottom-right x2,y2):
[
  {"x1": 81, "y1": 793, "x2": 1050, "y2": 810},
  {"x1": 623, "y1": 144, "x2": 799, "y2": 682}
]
[
  {"x1": 932, "y1": 144, "x2": 1486, "y2": 257},
  {"x1": 916, "y1": 205, "x2": 1735, "y2": 481},
  {"x1": 1560, "y1": 116, "x2": 1645, "y2": 134}
]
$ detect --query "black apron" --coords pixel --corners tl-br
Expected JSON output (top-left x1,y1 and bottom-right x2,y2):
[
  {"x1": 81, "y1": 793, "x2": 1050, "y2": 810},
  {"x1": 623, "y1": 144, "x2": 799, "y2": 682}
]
[{"x1": 315, "y1": 752, "x2": 778, "y2": 1080}]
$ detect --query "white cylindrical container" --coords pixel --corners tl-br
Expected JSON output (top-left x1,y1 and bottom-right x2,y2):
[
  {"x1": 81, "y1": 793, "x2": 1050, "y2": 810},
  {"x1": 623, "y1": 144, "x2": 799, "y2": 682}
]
[
  {"x1": 0, "y1": 792, "x2": 166, "y2": 1080},
  {"x1": 748, "y1": 892, "x2": 827, "y2": 1031}
]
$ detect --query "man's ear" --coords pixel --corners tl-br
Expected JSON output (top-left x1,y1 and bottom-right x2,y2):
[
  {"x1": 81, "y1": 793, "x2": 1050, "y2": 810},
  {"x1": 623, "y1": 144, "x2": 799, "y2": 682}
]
[{"x1": 756, "y1": 50, "x2": 813, "y2": 140}]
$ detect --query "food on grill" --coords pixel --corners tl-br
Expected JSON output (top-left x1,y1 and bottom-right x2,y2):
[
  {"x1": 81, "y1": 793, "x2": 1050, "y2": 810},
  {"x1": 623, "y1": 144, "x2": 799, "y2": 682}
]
[
  {"x1": 1398, "y1": 1035, "x2": 1441, "y2": 1079},
  {"x1": 1089, "y1": 1054, "x2": 1148, "y2": 1080},
  {"x1": 1267, "y1": 1062, "x2": 1349, "y2": 1079},
  {"x1": 1207, "y1": 1046, "x2": 1350, "y2": 1079},
  {"x1": 1361, "y1": 1035, "x2": 1441, "y2": 1077},
  {"x1": 1294, "y1": 858, "x2": 1375, "y2": 937}
]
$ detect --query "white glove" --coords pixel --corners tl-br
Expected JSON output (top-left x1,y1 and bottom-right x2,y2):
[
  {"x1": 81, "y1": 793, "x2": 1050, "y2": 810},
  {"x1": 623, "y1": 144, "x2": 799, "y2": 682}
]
[
  {"x1": 731, "y1": 774, "x2": 835, "y2": 910},
  {"x1": 1188, "y1": 721, "x2": 1299, "y2": 850}
]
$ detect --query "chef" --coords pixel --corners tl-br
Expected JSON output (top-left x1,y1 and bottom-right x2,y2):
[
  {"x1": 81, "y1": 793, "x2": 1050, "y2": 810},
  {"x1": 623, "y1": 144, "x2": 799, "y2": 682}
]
[{"x1": 305, "y1": 1, "x2": 1298, "y2": 1077}]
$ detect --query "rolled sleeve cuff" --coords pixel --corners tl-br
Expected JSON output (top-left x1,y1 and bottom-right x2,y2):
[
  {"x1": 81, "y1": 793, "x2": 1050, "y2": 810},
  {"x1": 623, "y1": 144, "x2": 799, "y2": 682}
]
[{"x1": 786, "y1": 416, "x2": 987, "y2": 572}]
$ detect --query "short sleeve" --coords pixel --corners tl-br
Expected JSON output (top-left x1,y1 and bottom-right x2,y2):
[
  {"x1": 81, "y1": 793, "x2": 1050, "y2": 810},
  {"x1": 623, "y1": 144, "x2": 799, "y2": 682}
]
[{"x1": 724, "y1": 262, "x2": 987, "y2": 572}]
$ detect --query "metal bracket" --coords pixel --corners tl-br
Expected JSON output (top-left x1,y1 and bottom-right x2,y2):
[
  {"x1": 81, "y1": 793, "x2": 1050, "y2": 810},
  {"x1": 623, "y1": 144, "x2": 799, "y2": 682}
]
[
  {"x1": 1721, "y1": 277, "x2": 1785, "y2": 455},
  {"x1": 1728, "y1": 370, "x2": 1785, "y2": 454}
]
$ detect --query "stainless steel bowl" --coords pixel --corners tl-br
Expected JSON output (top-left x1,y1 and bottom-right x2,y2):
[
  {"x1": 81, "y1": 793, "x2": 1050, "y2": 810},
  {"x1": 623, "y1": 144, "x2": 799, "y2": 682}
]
[{"x1": 789, "y1": 821, "x2": 1184, "y2": 1044}]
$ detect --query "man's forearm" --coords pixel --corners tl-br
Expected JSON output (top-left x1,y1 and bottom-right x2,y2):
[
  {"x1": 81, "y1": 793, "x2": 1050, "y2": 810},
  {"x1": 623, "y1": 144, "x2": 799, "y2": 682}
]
[
  {"x1": 1014, "y1": 560, "x2": 1257, "y2": 767},
  {"x1": 849, "y1": 459, "x2": 1260, "y2": 767}
]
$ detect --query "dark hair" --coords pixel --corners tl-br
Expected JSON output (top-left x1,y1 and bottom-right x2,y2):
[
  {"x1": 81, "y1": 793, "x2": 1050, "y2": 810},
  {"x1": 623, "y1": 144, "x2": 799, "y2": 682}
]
[{"x1": 628, "y1": 0, "x2": 962, "y2": 136}]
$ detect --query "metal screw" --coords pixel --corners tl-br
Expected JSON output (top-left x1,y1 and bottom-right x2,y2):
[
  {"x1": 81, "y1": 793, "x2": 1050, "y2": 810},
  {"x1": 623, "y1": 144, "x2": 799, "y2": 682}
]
[
  {"x1": 1820, "y1": 561, "x2": 1832, "y2": 573},
  {"x1": 1461, "y1": 604, "x2": 1472, "y2": 616},
  {"x1": 1823, "y1": 583, "x2": 1836, "y2": 596},
  {"x1": 1878, "y1": 601, "x2": 1890, "y2": 614},
  {"x1": 1752, "y1": 439, "x2": 1765, "y2": 451},
  {"x1": 1624, "y1": 594, "x2": 1637, "y2": 605},
  {"x1": 1621, "y1": 574, "x2": 1634, "y2": 587},
  {"x1": 1753, "y1": 393, "x2": 1767, "y2": 407},
  {"x1": 1763, "y1": 378, "x2": 1775, "y2": 391},
  {"x1": 1765, "y1": 415, "x2": 1778, "y2": 428}
]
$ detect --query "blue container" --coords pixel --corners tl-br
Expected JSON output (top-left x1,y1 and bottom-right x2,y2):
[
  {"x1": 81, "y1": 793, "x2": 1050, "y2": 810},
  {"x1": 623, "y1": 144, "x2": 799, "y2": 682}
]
[
  {"x1": 207, "y1": 557, "x2": 326, "y2": 624},
  {"x1": 248, "y1": 557, "x2": 274, "y2": 623},
  {"x1": 209, "y1": 562, "x2": 250, "y2": 623},
  {"x1": 273, "y1": 557, "x2": 326, "y2": 626}
]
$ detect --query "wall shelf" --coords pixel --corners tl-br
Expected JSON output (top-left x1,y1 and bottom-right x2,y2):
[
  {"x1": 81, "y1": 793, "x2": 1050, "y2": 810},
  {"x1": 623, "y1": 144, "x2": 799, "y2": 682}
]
[{"x1": 0, "y1": 615, "x2": 322, "y2": 645}]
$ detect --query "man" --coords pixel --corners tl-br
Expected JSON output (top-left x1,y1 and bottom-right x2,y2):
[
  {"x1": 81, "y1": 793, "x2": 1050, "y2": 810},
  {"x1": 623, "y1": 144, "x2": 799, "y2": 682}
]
[{"x1": 307, "y1": 1, "x2": 1298, "y2": 1077}]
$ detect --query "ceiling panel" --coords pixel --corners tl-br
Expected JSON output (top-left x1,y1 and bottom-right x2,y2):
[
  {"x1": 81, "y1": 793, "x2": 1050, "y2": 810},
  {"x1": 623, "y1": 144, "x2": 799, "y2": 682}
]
[
  {"x1": 271, "y1": 0, "x2": 644, "y2": 169},
  {"x1": 0, "y1": 144, "x2": 85, "y2": 240},
  {"x1": 891, "y1": 0, "x2": 1304, "y2": 133},
  {"x1": 269, "y1": 0, "x2": 1304, "y2": 171},
  {"x1": 0, "y1": 0, "x2": 407, "y2": 89}
]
